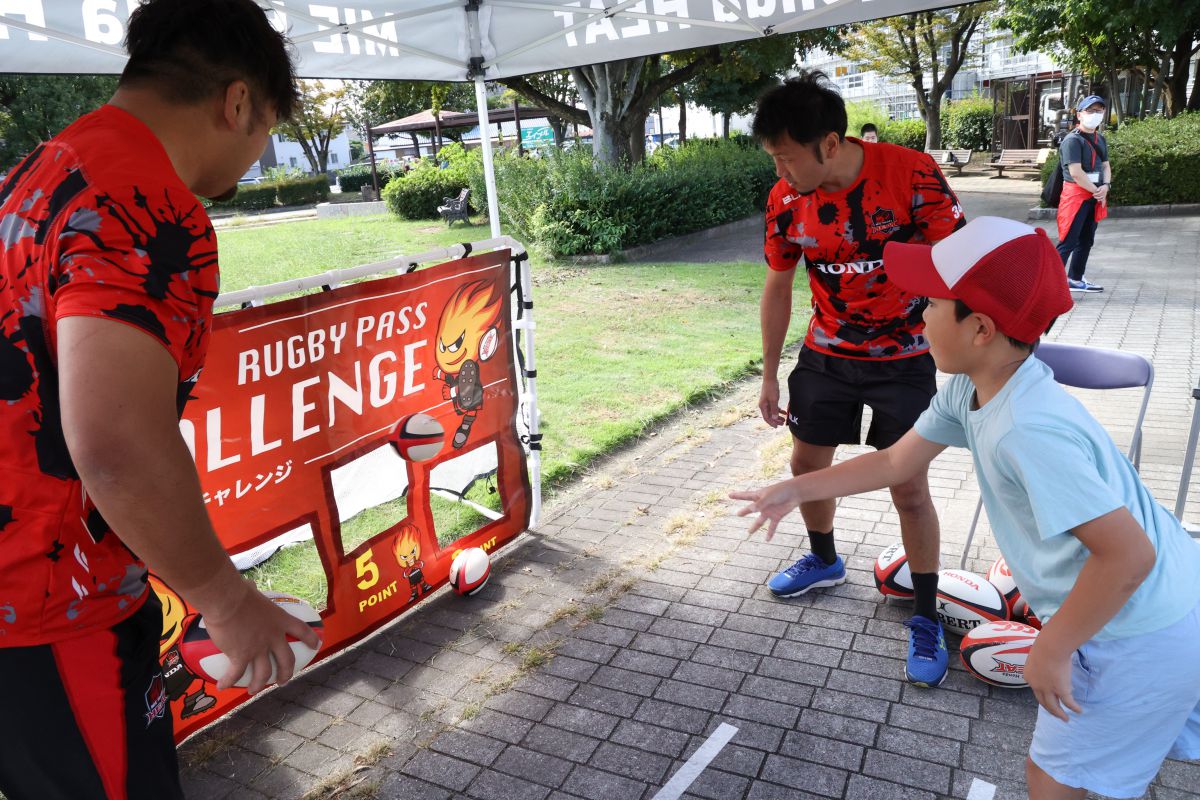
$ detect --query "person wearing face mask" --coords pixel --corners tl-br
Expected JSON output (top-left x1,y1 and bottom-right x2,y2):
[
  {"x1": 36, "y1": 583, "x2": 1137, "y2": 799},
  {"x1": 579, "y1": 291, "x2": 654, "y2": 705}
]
[{"x1": 1056, "y1": 95, "x2": 1112, "y2": 293}]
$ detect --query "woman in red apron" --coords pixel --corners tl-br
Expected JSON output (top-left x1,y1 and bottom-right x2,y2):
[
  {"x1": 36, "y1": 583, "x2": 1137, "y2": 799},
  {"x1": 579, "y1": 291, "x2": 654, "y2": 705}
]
[{"x1": 1056, "y1": 95, "x2": 1111, "y2": 293}]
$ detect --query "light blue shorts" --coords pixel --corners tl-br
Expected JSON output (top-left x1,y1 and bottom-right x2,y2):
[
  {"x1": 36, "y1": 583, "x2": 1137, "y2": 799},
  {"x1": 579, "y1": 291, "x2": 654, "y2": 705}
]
[{"x1": 1030, "y1": 600, "x2": 1200, "y2": 797}]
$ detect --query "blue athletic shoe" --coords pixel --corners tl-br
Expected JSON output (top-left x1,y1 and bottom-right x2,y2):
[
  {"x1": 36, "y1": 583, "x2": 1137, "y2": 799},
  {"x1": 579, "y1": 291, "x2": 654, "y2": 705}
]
[
  {"x1": 904, "y1": 615, "x2": 948, "y2": 688},
  {"x1": 768, "y1": 553, "x2": 846, "y2": 598}
]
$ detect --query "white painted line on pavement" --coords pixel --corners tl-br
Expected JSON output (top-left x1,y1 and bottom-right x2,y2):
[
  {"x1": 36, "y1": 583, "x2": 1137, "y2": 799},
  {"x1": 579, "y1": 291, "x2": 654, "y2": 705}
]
[
  {"x1": 967, "y1": 778, "x2": 997, "y2": 800},
  {"x1": 651, "y1": 722, "x2": 739, "y2": 800}
]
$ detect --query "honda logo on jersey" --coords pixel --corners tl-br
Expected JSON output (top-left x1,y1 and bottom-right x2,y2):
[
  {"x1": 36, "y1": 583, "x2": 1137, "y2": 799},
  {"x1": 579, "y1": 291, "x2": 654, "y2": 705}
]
[{"x1": 814, "y1": 260, "x2": 883, "y2": 275}]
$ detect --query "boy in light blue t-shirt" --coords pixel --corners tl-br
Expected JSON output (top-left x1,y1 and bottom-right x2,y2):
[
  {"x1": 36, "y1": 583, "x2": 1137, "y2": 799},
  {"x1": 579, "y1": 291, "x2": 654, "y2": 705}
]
[{"x1": 733, "y1": 216, "x2": 1200, "y2": 799}]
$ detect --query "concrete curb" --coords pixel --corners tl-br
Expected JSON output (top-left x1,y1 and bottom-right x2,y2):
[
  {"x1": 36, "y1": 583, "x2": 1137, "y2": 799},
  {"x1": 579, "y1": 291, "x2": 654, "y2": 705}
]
[
  {"x1": 1028, "y1": 202, "x2": 1200, "y2": 220},
  {"x1": 565, "y1": 214, "x2": 764, "y2": 265},
  {"x1": 317, "y1": 200, "x2": 389, "y2": 219}
]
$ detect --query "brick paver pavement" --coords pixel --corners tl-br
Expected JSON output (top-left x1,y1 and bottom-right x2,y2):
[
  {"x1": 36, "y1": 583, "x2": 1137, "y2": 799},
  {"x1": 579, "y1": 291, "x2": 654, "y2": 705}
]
[{"x1": 179, "y1": 183, "x2": 1200, "y2": 800}]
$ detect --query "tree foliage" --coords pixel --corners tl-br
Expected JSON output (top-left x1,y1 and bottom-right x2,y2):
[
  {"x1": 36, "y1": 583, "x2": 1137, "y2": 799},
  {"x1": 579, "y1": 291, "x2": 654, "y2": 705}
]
[
  {"x1": 0, "y1": 75, "x2": 117, "y2": 171},
  {"x1": 502, "y1": 32, "x2": 835, "y2": 165},
  {"x1": 273, "y1": 80, "x2": 348, "y2": 174},
  {"x1": 839, "y1": 5, "x2": 993, "y2": 150},
  {"x1": 999, "y1": 0, "x2": 1200, "y2": 117}
]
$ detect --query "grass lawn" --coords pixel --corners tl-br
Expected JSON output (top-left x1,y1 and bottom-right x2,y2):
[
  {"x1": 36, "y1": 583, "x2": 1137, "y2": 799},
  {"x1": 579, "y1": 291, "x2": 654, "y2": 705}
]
[
  {"x1": 219, "y1": 214, "x2": 810, "y2": 607},
  {"x1": 216, "y1": 215, "x2": 496, "y2": 291}
]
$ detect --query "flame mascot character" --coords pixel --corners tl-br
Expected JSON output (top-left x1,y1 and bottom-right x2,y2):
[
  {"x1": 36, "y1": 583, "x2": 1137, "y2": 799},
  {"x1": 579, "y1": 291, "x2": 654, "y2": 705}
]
[
  {"x1": 433, "y1": 280, "x2": 503, "y2": 449},
  {"x1": 150, "y1": 576, "x2": 217, "y2": 719},
  {"x1": 393, "y1": 524, "x2": 433, "y2": 604}
]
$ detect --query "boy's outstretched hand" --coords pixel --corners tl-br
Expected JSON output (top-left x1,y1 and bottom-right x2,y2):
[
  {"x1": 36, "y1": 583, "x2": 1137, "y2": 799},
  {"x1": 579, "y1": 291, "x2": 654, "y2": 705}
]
[{"x1": 730, "y1": 481, "x2": 802, "y2": 540}]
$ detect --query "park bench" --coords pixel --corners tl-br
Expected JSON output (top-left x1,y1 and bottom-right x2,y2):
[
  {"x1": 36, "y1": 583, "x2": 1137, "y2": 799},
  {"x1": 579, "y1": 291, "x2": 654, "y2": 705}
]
[
  {"x1": 438, "y1": 188, "x2": 471, "y2": 226},
  {"x1": 986, "y1": 148, "x2": 1050, "y2": 178},
  {"x1": 925, "y1": 148, "x2": 973, "y2": 176}
]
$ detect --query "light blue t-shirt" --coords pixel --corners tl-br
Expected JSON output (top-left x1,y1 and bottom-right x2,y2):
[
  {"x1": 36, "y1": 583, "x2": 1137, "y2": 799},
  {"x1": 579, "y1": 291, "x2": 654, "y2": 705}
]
[{"x1": 915, "y1": 356, "x2": 1200, "y2": 640}]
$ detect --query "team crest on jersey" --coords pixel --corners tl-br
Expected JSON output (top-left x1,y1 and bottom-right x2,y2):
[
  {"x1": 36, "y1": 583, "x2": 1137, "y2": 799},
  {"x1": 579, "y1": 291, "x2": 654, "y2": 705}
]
[
  {"x1": 869, "y1": 208, "x2": 899, "y2": 236},
  {"x1": 144, "y1": 672, "x2": 167, "y2": 727}
]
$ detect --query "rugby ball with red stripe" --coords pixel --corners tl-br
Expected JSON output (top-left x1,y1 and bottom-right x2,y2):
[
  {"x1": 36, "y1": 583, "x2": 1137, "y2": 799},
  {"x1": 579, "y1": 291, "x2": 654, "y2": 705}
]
[
  {"x1": 1025, "y1": 608, "x2": 1042, "y2": 630},
  {"x1": 449, "y1": 547, "x2": 491, "y2": 596},
  {"x1": 935, "y1": 569, "x2": 1009, "y2": 635},
  {"x1": 179, "y1": 592, "x2": 323, "y2": 687},
  {"x1": 874, "y1": 543, "x2": 914, "y2": 599},
  {"x1": 986, "y1": 556, "x2": 1029, "y2": 619},
  {"x1": 960, "y1": 620, "x2": 1039, "y2": 688},
  {"x1": 390, "y1": 413, "x2": 445, "y2": 462}
]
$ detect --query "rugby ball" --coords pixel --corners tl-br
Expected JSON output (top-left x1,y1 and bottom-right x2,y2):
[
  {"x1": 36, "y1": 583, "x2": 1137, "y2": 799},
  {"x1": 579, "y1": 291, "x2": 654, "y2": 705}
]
[
  {"x1": 935, "y1": 569, "x2": 1009, "y2": 635},
  {"x1": 874, "y1": 543, "x2": 914, "y2": 599},
  {"x1": 960, "y1": 620, "x2": 1039, "y2": 688},
  {"x1": 448, "y1": 547, "x2": 491, "y2": 596},
  {"x1": 179, "y1": 592, "x2": 323, "y2": 687},
  {"x1": 986, "y1": 556, "x2": 1029, "y2": 619},
  {"x1": 1024, "y1": 608, "x2": 1042, "y2": 630},
  {"x1": 390, "y1": 413, "x2": 445, "y2": 462}
]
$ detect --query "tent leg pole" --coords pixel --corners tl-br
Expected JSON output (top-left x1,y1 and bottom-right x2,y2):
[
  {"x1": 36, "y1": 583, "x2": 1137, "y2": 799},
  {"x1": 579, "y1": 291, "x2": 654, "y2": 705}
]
[{"x1": 475, "y1": 77, "x2": 502, "y2": 238}]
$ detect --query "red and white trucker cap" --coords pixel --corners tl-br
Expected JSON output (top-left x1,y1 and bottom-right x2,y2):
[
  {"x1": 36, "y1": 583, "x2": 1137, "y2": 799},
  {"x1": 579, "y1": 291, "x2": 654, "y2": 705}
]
[{"x1": 884, "y1": 217, "x2": 1073, "y2": 344}]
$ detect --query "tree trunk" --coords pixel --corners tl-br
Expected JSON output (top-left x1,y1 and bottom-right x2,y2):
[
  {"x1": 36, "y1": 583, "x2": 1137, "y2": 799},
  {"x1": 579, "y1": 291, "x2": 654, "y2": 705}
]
[
  {"x1": 572, "y1": 60, "x2": 644, "y2": 166},
  {"x1": 548, "y1": 117, "x2": 567, "y2": 148},
  {"x1": 1110, "y1": 71, "x2": 1125, "y2": 125},
  {"x1": 678, "y1": 98, "x2": 687, "y2": 144},
  {"x1": 924, "y1": 97, "x2": 944, "y2": 150},
  {"x1": 1190, "y1": 57, "x2": 1200, "y2": 111},
  {"x1": 1166, "y1": 32, "x2": 1194, "y2": 117},
  {"x1": 722, "y1": 113, "x2": 731, "y2": 138}
]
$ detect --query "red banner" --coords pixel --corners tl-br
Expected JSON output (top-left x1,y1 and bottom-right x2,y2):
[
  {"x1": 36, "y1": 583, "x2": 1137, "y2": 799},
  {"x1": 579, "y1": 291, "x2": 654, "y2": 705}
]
[{"x1": 158, "y1": 250, "x2": 530, "y2": 740}]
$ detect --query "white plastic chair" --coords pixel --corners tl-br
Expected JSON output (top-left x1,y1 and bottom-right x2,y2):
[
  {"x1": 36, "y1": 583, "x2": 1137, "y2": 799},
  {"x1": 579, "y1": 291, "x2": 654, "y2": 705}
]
[{"x1": 958, "y1": 342, "x2": 1155, "y2": 569}]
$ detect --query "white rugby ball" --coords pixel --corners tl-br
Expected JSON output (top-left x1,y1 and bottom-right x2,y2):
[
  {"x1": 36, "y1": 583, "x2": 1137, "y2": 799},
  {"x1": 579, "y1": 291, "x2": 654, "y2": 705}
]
[
  {"x1": 935, "y1": 569, "x2": 1009, "y2": 635},
  {"x1": 391, "y1": 413, "x2": 445, "y2": 462},
  {"x1": 960, "y1": 620, "x2": 1039, "y2": 688},
  {"x1": 179, "y1": 592, "x2": 323, "y2": 688},
  {"x1": 986, "y1": 556, "x2": 1029, "y2": 619},
  {"x1": 874, "y1": 543, "x2": 914, "y2": 599},
  {"x1": 449, "y1": 547, "x2": 491, "y2": 596}
]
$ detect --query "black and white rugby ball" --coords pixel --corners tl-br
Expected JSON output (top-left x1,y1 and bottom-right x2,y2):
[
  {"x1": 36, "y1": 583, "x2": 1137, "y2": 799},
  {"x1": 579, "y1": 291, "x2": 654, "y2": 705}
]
[
  {"x1": 960, "y1": 620, "x2": 1039, "y2": 688},
  {"x1": 986, "y1": 556, "x2": 1029, "y2": 619},
  {"x1": 935, "y1": 569, "x2": 1009, "y2": 635},
  {"x1": 874, "y1": 543, "x2": 914, "y2": 599}
]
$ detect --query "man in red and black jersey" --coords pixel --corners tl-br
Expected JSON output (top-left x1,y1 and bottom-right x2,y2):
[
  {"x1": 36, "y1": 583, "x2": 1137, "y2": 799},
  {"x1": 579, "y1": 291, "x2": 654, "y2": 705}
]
[
  {"x1": 752, "y1": 72, "x2": 965, "y2": 688},
  {"x1": 0, "y1": 2, "x2": 319, "y2": 797}
]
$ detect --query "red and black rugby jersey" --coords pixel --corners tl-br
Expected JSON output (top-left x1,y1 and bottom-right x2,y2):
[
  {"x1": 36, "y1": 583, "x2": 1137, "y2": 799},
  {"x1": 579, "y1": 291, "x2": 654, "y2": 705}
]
[
  {"x1": 765, "y1": 139, "x2": 965, "y2": 360},
  {"x1": 0, "y1": 105, "x2": 219, "y2": 645}
]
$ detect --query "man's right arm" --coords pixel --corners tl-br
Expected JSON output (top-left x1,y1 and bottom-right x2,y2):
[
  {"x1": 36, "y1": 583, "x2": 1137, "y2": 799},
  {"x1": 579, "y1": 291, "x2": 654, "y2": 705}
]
[
  {"x1": 58, "y1": 316, "x2": 320, "y2": 694},
  {"x1": 759, "y1": 265, "x2": 795, "y2": 427}
]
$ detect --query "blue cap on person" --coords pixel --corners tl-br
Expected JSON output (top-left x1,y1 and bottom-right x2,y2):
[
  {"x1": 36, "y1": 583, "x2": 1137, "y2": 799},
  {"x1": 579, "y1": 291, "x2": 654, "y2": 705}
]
[
  {"x1": 1076, "y1": 94, "x2": 1106, "y2": 111},
  {"x1": 883, "y1": 217, "x2": 1073, "y2": 344}
]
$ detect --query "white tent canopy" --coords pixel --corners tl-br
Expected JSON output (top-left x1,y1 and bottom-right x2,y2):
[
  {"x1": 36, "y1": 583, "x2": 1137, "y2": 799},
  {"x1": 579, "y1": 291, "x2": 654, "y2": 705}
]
[
  {"x1": 2, "y1": 1, "x2": 950, "y2": 81},
  {"x1": 1, "y1": 0, "x2": 952, "y2": 233}
]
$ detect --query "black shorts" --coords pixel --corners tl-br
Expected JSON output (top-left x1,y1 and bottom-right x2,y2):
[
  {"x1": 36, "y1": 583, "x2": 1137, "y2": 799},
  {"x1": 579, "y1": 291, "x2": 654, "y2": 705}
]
[
  {"x1": 0, "y1": 593, "x2": 183, "y2": 800},
  {"x1": 787, "y1": 347, "x2": 936, "y2": 449}
]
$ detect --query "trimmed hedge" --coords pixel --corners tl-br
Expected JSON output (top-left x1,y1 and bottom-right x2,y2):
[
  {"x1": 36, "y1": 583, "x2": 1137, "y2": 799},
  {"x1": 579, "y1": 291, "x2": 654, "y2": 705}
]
[
  {"x1": 382, "y1": 143, "x2": 478, "y2": 219},
  {"x1": 336, "y1": 162, "x2": 402, "y2": 193},
  {"x1": 1039, "y1": 113, "x2": 1200, "y2": 207},
  {"x1": 223, "y1": 183, "x2": 277, "y2": 211},
  {"x1": 383, "y1": 162, "x2": 469, "y2": 219},
  {"x1": 882, "y1": 118, "x2": 926, "y2": 151},
  {"x1": 275, "y1": 175, "x2": 329, "y2": 206},
  {"x1": 943, "y1": 96, "x2": 994, "y2": 152},
  {"x1": 467, "y1": 138, "x2": 776, "y2": 257}
]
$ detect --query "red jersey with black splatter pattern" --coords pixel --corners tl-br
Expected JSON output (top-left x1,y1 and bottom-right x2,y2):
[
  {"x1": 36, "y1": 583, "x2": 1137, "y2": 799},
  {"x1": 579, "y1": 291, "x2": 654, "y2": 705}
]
[
  {"x1": 0, "y1": 105, "x2": 218, "y2": 645},
  {"x1": 764, "y1": 139, "x2": 965, "y2": 360}
]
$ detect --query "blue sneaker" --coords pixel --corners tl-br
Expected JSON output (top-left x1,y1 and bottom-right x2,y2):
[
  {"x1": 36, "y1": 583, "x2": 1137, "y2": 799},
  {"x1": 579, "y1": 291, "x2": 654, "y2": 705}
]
[
  {"x1": 768, "y1": 553, "x2": 846, "y2": 598},
  {"x1": 904, "y1": 616, "x2": 948, "y2": 687}
]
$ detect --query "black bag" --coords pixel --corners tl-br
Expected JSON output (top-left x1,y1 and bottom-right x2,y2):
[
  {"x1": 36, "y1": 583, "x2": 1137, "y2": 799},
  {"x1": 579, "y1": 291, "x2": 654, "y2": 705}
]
[{"x1": 1041, "y1": 162, "x2": 1064, "y2": 208}]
